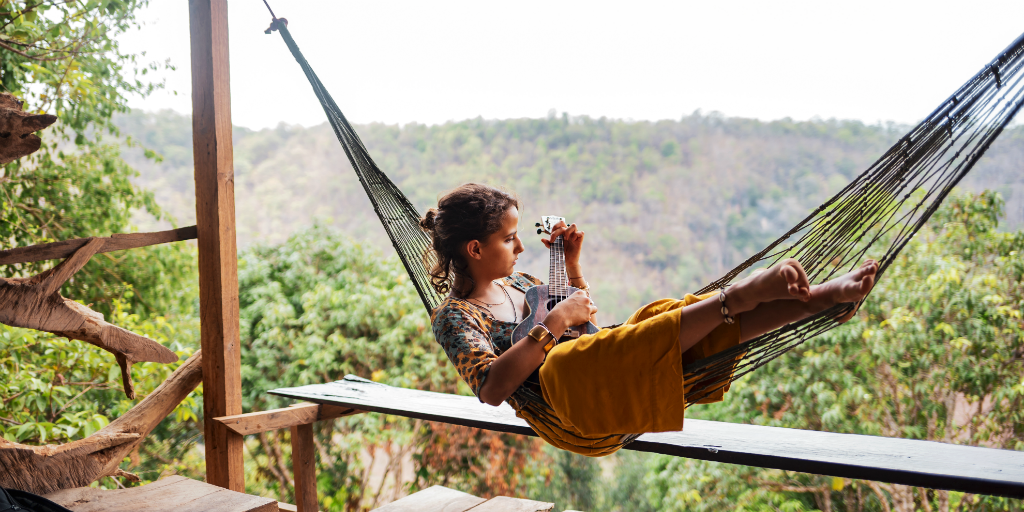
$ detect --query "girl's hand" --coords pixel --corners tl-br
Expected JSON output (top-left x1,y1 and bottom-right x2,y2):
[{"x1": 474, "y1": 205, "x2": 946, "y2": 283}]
[
  {"x1": 546, "y1": 290, "x2": 598, "y2": 332},
  {"x1": 542, "y1": 220, "x2": 585, "y2": 268}
]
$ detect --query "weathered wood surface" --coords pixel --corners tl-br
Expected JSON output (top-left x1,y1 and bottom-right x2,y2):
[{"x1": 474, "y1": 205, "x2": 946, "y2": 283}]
[
  {"x1": 0, "y1": 238, "x2": 178, "y2": 397},
  {"x1": 0, "y1": 226, "x2": 198, "y2": 266},
  {"x1": 0, "y1": 92, "x2": 57, "y2": 164},
  {"x1": 469, "y1": 497, "x2": 553, "y2": 512},
  {"x1": 370, "y1": 486, "x2": 552, "y2": 512},
  {"x1": 190, "y1": 0, "x2": 244, "y2": 491},
  {"x1": 271, "y1": 375, "x2": 1024, "y2": 498},
  {"x1": 0, "y1": 351, "x2": 203, "y2": 495},
  {"x1": 290, "y1": 423, "x2": 318, "y2": 512},
  {"x1": 213, "y1": 403, "x2": 361, "y2": 436},
  {"x1": 42, "y1": 475, "x2": 277, "y2": 512},
  {"x1": 370, "y1": 485, "x2": 485, "y2": 512}
]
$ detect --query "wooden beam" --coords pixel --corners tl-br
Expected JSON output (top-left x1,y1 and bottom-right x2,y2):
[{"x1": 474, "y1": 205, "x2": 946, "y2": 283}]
[
  {"x1": 271, "y1": 376, "x2": 1024, "y2": 499},
  {"x1": 290, "y1": 423, "x2": 318, "y2": 512},
  {"x1": 0, "y1": 226, "x2": 198, "y2": 266},
  {"x1": 213, "y1": 404, "x2": 361, "y2": 436},
  {"x1": 189, "y1": 0, "x2": 243, "y2": 492}
]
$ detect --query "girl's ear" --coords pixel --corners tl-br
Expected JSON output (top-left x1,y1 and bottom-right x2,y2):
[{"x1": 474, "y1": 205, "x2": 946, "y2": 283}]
[{"x1": 464, "y1": 240, "x2": 483, "y2": 260}]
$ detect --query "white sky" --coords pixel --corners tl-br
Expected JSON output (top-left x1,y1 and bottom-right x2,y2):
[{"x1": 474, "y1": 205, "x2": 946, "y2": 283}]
[{"x1": 119, "y1": 0, "x2": 1024, "y2": 129}]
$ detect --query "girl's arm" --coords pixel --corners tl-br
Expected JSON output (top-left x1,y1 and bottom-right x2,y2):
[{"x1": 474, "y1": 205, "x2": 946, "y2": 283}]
[
  {"x1": 477, "y1": 334, "x2": 550, "y2": 406},
  {"x1": 478, "y1": 292, "x2": 595, "y2": 406}
]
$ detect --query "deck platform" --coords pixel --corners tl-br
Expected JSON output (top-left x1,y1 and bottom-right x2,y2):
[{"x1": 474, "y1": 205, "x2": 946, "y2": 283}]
[
  {"x1": 42, "y1": 475, "x2": 278, "y2": 511},
  {"x1": 371, "y1": 485, "x2": 552, "y2": 512},
  {"x1": 272, "y1": 375, "x2": 1024, "y2": 498}
]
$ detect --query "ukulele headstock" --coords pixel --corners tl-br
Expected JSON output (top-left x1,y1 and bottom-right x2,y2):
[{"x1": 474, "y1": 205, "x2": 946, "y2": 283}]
[{"x1": 535, "y1": 216, "x2": 566, "y2": 236}]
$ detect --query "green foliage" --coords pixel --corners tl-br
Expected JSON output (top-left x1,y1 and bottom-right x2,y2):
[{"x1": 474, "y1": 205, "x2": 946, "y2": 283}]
[
  {"x1": 121, "y1": 110, "x2": 927, "y2": 323},
  {"x1": 238, "y1": 224, "x2": 452, "y2": 406},
  {"x1": 236, "y1": 225, "x2": 460, "y2": 509},
  {"x1": 1, "y1": 0, "x2": 167, "y2": 140},
  {"x1": 637, "y1": 190, "x2": 1024, "y2": 511},
  {"x1": 0, "y1": 298, "x2": 201, "y2": 484},
  {"x1": 1, "y1": 0, "x2": 201, "y2": 490},
  {"x1": 1, "y1": 143, "x2": 198, "y2": 317},
  {"x1": 1, "y1": 0, "x2": 194, "y2": 320},
  {"x1": 526, "y1": 447, "x2": 601, "y2": 511}
]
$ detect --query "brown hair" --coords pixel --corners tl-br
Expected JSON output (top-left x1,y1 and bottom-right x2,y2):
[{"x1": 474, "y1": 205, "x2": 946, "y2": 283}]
[{"x1": 419, "y1": 183, "x2": 520, "y2": 297}]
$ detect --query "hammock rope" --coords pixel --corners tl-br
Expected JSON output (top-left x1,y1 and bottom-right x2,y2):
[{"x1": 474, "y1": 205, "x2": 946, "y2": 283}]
[{"x1": 267, "y1": 15, "x2": 1024, "y2": 449}]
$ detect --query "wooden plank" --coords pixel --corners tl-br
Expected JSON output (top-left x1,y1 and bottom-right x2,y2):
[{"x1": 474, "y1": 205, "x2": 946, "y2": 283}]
[
  {"x1": 42, "y1": 475, "x2": 277, "y2": 512},
  {"x1": 371, "y1": 485, "x2": 486, "y2": 512},
  {"x1": 469, "y1": 497, "x2": 553, "y2": 512},
  {"x1": 290, "y1": 423, "x2": 318, "y2": 512},
  {"x1": 189, "y1": 0, "x2": 244, "y2": 492},
  {"x1": 214, "y1": 403, "x2": 361, "y2": 436},
  {"x1": 270, "y1": 376, "x2": 1024, "y2": 498},
  {"x1": 0, "y1": 226, "x2": 198, "y2": 266}
]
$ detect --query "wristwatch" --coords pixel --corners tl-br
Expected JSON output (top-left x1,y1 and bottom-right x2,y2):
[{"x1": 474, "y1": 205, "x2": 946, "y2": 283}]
[{"x1": 527, "y1": 324, "x2": 557, "y2": 354}]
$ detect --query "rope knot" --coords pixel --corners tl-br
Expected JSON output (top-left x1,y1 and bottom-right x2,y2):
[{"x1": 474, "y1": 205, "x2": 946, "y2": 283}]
[{"x1": 264, "y1": 17, "x2": 288, "y2": 34}]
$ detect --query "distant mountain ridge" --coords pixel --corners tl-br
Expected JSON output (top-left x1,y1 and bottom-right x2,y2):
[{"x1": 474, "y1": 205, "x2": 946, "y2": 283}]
[{"x1": 115, "y1": 110, "x2": 1024, "y2": 323}]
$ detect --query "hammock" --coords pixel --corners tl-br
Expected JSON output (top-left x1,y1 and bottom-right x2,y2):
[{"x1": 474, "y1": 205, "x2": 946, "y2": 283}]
[{"x1": 267, "y1": 16, "x2": 1024, "y2": 448}]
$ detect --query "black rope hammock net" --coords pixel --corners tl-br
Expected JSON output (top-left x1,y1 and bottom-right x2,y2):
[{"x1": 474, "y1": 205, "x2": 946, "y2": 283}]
[{"x1": 268, "y1": 16, "x2": 1024, "y2": 449}]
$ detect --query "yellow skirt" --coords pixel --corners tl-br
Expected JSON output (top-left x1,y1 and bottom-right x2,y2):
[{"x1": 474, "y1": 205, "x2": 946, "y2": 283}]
[{"x1": 516, "y1": 292, "x2": 743, "y2": 457}]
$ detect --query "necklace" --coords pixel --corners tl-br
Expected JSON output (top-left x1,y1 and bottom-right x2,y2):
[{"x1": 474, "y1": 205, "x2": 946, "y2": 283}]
[
  {"x1": 468, "y1": 281, "x2": 508, "y2": 307},
  {"x1": 499, "y1": 282, "x2": 518, "y2": 322},
  {"x1": 467, "y1": 281, "x2": 518, "y2": 322}
]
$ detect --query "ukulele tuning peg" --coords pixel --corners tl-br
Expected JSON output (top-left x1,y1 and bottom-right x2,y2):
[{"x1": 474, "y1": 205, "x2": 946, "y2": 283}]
[
  {"x1": 535, "y1": 222, "x2": 541, "y2": 227},
  {"x1": 537, "y1": 228, "x2": 543, "y2": 234}
]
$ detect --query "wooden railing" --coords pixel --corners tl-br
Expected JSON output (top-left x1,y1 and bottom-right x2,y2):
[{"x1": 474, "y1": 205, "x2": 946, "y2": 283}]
[{"x1": 213, "y1": 404, "x2": 363, "y2": 512}]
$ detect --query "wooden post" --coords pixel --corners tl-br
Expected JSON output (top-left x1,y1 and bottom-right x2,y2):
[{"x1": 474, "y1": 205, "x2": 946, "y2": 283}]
[
  {"x1": 189, "y1": 0, "x2": 244, "y2": 491},
  {"x1": 290, "y1": 424, "x2": 318, "y2": 512}
]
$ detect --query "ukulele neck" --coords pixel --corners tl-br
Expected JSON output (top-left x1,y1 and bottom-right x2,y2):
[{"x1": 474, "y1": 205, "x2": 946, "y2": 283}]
[{"x1": 548, "y1": 235, "x2": 569, "y2": 300}]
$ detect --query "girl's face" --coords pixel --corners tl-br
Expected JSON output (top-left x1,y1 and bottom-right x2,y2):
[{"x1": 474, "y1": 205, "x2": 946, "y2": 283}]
[{"x1": 472, "y1": 206, "x2": 525, "y2": 279}]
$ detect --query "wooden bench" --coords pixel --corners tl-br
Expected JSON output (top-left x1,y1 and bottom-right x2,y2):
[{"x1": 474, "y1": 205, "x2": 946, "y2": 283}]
[{"x1": 267, "y1": 375, "x2": 1024, "y2": 499}]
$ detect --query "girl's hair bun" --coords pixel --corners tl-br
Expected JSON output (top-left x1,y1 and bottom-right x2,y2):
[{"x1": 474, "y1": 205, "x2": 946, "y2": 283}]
[
  {"x1": 421, "y1": 183, "x2": 519, "y2": 297},
  {"x1": 420, "y1": 208, "x2": 438, "y2": 231}
]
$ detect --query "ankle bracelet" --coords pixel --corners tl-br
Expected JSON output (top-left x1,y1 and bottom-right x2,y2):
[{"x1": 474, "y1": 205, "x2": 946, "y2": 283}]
[{"x1": 718, "y1": 287, "x2": 735, "y2": 325}]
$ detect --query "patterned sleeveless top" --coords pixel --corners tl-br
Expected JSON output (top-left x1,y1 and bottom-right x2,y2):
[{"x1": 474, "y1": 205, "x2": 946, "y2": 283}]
[{"x1": 429, "y1": 271, "x2": 542, "y2": 407}]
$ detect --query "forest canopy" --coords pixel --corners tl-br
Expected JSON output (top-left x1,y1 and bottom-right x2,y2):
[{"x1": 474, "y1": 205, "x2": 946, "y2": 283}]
[{"x1": 1, "y1": 2, "x2": 1022, "y2": 510}]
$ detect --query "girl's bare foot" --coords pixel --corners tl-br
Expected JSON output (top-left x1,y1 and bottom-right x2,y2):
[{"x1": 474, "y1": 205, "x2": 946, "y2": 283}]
[
  {"x1": 728, "y1": 258, "x2": 811, "y2": 313},
  {"x1": 808, "y1": 260, "x2": 878, "y2": 323}
]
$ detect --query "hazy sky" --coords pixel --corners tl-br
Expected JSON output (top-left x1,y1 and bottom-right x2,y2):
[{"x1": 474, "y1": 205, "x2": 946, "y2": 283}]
[{"x1": 119, "y1": 1, "x2": 1024, "y2": 129}]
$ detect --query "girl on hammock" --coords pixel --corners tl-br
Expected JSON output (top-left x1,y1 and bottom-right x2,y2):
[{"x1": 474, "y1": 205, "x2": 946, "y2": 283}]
[{"x1": 419, "y1": 183, "x2": 877, "y2": 456}]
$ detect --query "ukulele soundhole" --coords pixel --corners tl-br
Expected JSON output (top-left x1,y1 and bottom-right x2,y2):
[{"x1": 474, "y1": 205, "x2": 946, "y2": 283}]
[{"x1": 545, "y1": 298, "x2": 559, "y2": 312}]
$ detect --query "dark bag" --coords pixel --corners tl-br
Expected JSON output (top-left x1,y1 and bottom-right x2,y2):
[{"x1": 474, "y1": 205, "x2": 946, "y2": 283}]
[{"x1": 0, "y1": 487, "x2": 73, "y2": 512}]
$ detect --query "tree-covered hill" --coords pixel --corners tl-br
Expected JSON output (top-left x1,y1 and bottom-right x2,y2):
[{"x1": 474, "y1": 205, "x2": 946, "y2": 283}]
[{"x1": 116, "y1": 110, "x2": 1024, "y2": 323}]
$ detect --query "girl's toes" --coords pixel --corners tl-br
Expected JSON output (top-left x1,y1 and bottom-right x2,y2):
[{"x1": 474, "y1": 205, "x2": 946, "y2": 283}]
[
  {"x1": 859, "y1": 274, "x2": 875, "y2": 296},
  {"x1": 780, "y1": 261, "x2": 811, "y2": 301},
  {"x1": 789, "y1": 281, "x2": 810, "y2": 301}
]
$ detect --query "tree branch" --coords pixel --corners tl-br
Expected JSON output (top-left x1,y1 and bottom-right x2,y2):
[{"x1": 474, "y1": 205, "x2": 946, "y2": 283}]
[{"x1": 0, "y1": 39, "x2": 71, "y2": 62}]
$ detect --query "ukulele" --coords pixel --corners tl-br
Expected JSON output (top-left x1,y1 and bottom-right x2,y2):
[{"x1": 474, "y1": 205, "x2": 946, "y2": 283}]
[{"x1": 511, "y1": 216, "x2": 601, "y2": 385}]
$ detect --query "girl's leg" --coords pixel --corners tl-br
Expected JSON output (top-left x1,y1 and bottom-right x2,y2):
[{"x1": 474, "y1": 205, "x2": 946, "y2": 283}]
[
  {"x1": 738, "y1": 260, "x2": 878, "y2": 341},
  {"x1": 679, "y1": 258, "x2": 811, "y2": 353}
]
